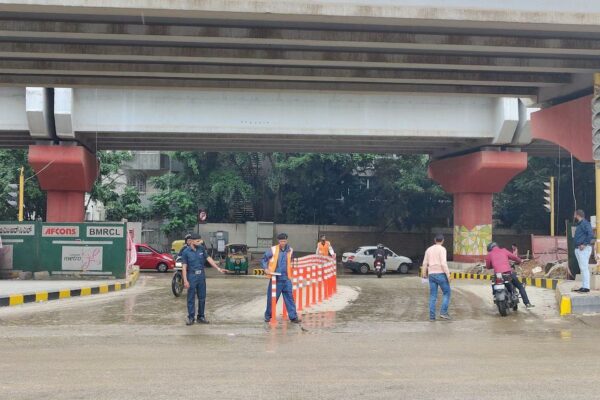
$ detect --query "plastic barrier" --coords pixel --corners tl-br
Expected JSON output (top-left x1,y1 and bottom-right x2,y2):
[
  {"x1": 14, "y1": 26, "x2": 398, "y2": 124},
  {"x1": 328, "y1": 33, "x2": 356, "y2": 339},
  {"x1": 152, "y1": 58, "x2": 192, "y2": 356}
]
[{"x1": 269, "y1": 255, "x2": 337, "y2": 323}]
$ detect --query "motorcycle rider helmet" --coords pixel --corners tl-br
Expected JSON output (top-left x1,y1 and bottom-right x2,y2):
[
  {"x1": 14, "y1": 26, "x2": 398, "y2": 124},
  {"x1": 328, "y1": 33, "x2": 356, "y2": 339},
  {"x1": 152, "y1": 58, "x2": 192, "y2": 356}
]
[
  {"x1": 487, "y1": 242, "x2": 498, "y2": 252},
  {"x1": 377, "y1": 243, "x2": 384, "y2": 249}
]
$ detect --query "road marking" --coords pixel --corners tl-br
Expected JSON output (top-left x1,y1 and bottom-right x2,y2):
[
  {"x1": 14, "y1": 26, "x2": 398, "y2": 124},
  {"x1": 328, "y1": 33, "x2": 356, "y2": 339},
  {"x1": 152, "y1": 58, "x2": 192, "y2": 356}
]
[
  {"x1": 9, "y1": 294, "x2": 23, "y2": 306},
  {"x1": 35, "y1": 292, "x2": 48, "y2": 302}
]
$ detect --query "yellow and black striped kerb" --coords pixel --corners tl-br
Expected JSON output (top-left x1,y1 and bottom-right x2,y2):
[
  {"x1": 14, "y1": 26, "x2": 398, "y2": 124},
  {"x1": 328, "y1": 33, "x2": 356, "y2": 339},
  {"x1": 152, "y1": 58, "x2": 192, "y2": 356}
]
[
  {"x1": 449, "y1": 272, "x2": 561, "y2": 290},
  {"x1": 0, "y1": 270, "x2": 140, "y2": 307}
]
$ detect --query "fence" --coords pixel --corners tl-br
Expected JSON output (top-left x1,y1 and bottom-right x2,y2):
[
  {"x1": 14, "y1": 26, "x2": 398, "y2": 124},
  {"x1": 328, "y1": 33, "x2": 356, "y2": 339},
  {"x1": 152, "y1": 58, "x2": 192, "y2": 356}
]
[
  {"x1": 269, "y1": 255, "x2": 337, "y2": 324},
  {"x1": 0, "y1": 221, "x2": 128, "y2": 278}
]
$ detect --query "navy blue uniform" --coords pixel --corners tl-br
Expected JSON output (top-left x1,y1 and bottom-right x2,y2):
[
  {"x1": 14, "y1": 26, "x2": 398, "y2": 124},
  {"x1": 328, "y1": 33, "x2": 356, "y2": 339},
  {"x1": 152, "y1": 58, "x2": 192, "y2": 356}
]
[{"x1": 182, "y1": 245, "x2": 209, "y2": 321}]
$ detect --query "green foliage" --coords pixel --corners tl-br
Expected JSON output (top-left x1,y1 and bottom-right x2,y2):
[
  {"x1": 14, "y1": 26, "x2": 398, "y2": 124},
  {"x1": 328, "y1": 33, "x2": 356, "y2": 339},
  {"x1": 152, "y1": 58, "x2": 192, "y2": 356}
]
[
  {"x1": 495, "y1": 156, "x2": 595, "y2": 234},
  {"x1": 0, "y1": 149, "x2": 45, "y2": 221},
  {"x1": 88, "y1": 151, "x2": 134, "y2": 207},
  {"x1": 370, "y1": 155, "x2": 450, "y2": 229},
  {"x1": 148, "y1": 174, "x2": 197, "y2": 235},
  {"x1": 85, "y1": 151, "x2": 148, "y2": 222},
  {"x1": 105, "y1": 186, "x2": 147, "y2": 222},
  {"x1": 148, "y1": 152, "x2": 259, "y2": 234}
]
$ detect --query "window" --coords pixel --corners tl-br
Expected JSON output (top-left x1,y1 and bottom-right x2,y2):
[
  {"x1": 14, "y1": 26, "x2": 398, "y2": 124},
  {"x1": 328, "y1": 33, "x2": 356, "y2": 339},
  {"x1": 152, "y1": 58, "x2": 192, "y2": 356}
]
[
  {"x1": 363, "y1": 249, "x2": 375, "y2": 256},
  {"x1": 136, "y1": 246, "x2": 152, "y2": 254},
  {"x1": 128, "y1": 174, "x2": 147, "y2": 193},
  {"x1": 385, "y1": 249, "x2": 394, "y2": 257}
]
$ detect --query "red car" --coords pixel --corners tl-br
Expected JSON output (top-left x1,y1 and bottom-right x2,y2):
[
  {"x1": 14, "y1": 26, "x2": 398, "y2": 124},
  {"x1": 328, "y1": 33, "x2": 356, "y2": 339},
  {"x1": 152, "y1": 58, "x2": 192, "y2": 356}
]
[{"x1": 135, "y1": 244, "x2": 175, "y2": 272}]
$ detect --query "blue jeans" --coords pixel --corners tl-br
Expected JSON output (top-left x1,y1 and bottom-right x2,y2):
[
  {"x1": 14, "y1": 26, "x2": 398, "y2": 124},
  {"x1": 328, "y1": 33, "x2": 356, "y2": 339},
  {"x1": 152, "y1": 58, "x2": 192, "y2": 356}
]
[
  {"x1": 429, "y1": 273, "x2": 451, "y2": 320},
  {"x1": 187, "y1": 273, "x2": 206, "y2": 320},
  {"x1": 575, "y1": 245, "x2": 592, "y2": 289},
  {"x1": 265, "y1": 278, "x2": 298, "y2": 321}
]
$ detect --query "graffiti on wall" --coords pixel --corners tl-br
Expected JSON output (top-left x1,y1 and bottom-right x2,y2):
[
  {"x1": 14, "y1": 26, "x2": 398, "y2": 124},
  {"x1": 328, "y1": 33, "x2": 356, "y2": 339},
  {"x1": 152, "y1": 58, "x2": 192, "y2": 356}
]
[{"x1": 454, "y1": 224, "x2": 492, "y2": 256}]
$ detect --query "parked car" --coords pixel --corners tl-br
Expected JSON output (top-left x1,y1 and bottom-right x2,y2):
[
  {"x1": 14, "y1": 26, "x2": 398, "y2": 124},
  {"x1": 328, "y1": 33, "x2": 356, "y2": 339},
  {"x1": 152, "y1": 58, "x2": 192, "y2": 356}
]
[
  {"x1": 342, "y1": 246, "x2": 412, "y2": 274},
  {"x1": 136, "y1": 244, "x2": 175, "y2": 272}
]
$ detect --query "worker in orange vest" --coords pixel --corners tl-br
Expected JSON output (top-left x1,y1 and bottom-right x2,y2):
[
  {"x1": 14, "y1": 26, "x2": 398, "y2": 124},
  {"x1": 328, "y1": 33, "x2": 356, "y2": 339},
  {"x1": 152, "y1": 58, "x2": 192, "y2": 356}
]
[
  {"x1": 316, "y1": 235, "x2": 336, "y2": 258},
  {"x1": 261, "y1": 233, "x2": 301, "y2": 324}
]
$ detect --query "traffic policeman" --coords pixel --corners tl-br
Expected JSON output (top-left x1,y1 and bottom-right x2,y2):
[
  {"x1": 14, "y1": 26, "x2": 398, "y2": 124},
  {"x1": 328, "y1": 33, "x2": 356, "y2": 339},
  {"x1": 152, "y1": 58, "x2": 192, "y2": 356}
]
[
  {"x1": 181, "y1": 233, "x2": 225, "y2": 325},
  {"x1": 262, "y1": 233, "x2": 301, "y2": 324}
]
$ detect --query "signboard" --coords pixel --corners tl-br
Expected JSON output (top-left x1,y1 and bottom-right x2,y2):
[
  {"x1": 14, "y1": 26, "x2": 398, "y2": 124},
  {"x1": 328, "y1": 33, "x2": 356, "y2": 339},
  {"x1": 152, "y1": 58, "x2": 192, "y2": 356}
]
[
  {"x1": 0, "y1": 224, "x2": 35, "y2": 236},
  {"x1": 42, "y1": 225, "x2": 79, "y2": 237},
  {"x1": 0, "y1": 222, "x2": 127, "y2": 278},
  {"x1": 86, "y1": 226, "x2": 124, "y2": 238},
  {"x1": 61, "y1": 246, "x2": 103, "y2": 271},
  {"x1": 198, "y1": 209, "x2": 208, "y2": 224}
]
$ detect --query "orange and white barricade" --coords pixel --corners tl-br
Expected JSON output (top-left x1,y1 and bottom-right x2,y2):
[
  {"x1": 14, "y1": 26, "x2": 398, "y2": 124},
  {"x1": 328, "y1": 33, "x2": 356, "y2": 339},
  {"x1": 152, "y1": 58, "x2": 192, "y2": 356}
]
[{"x1": 268, "y1": 254, "x2": 338, "y2": 324}]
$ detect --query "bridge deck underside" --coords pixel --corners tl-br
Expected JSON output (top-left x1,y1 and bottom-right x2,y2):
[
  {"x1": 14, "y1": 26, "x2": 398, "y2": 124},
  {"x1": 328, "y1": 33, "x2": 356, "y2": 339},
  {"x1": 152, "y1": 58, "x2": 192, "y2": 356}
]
[{"x1": 0, "y1": 2, "x2": 598, "y2": 103}]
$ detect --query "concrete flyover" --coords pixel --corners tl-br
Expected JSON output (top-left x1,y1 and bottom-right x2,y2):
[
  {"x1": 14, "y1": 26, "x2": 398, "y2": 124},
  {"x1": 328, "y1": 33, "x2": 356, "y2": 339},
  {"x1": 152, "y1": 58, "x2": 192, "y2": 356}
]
[
  {"x1": 0, "y1": 1, "x2": 596, "y2": 247},
  {"x1": 0, "y1": 86, "x2": 541, "y2": 156},
  {"x1": 0, "y1": 0, "x2": 598, "y2": 104}
]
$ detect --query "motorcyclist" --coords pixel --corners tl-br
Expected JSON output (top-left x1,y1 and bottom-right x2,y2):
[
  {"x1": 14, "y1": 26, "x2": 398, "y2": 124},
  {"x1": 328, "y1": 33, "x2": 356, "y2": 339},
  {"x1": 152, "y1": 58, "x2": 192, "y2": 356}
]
[
  {"x1": 485, "y1": 242, "x2": 534, "y2": 309},
  {"x1": 373, "y1": 243, "x2": 387, "y2": 273}
]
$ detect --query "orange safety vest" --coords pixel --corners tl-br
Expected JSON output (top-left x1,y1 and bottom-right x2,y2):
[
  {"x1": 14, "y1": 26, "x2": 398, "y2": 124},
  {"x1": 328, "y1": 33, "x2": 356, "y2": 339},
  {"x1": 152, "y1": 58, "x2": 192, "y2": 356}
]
[
  {"x1": 268, "y1": 245, "x2": 293, "y2": 277},
  {"x1": 317, "y1": 241, "x2": 331, "y2": 256}
]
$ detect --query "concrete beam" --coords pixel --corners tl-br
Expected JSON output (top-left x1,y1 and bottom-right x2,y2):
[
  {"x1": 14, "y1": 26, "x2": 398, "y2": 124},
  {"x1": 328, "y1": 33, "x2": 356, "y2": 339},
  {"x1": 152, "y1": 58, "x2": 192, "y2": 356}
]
[
  {"x1": 0, "y1": 87, "x2": 28, "y2": 132},
  {"x1": 512, "y1": 100, "x2": 538, "y2": 146},
  {"x1": 53, "y1": 88, "x2": 75, "y2": 140},
  {"x1": 491, "y1": 98, "x2": 519, "y2": 144},
  {"x1": 2, "y1": 20, "x2": 600, "y2": 56},
  {"x1": 0, "y1": 75, "x2": 539, "y2": 97},
  {"x1": 0, "y1": 42, "x2": 597, "y2": 74},
  {"x1": 65, "y1": 88, "x2": 515, "y2": 140},
  {"x1": 1, "y1": 1, "x2": 600, "y2": 31},
  {"x1": 0, "y1": 60, "x2": 569, "y2": 87},
  {"x1": 25, "y1": 87, "x2": 53, "y2": 139}
]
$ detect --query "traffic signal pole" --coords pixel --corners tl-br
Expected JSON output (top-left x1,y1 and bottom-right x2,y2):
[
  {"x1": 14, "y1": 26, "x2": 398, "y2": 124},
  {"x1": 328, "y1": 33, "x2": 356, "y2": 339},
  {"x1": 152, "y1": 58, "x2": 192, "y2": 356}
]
[
  {"x1": 550, "y1": 176, "x2": 555, "y2": 237},
  {"x1": 544, "y1": 177, "x2": 555, "y2": 237},
  {"x1": 18, "y1": 166, "x2": 24, "y2": 222}
]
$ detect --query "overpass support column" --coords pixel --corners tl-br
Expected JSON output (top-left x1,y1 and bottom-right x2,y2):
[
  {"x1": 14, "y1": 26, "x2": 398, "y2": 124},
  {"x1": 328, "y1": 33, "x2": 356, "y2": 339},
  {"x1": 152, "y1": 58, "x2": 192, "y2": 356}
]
[
  {"x1": 28, "y1": 144, "x2": 98, "y2": 222},
  {"x1": 429, "y1": 151, "x2": 527, "y2": 262}
]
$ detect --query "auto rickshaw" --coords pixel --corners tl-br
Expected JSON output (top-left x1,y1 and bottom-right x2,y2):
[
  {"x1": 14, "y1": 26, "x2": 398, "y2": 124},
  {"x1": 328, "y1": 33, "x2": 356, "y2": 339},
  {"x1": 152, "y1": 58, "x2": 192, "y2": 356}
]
[{"x1": 223, "y1": 243, "x2": 249, "y2": 275}]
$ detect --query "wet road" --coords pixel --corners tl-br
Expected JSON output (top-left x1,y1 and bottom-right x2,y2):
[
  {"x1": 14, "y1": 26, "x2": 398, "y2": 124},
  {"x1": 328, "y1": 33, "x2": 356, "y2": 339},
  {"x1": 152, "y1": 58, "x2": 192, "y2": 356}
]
[{"x1": 1, "y1": 272, "x2": 600, "y2": 399}]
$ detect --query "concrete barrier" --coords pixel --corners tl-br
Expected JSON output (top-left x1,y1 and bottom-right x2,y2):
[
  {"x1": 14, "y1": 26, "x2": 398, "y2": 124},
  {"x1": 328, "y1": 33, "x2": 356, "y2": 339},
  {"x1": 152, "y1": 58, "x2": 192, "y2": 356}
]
[{"x1": 0, "y1": 270, "x2": 140, "y2": 308}]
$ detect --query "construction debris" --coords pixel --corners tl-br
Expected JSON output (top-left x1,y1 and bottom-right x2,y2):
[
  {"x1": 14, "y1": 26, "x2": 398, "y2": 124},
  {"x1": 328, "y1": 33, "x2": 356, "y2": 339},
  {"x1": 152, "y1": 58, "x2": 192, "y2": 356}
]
[{"x1": 461, "y1": 258, "x2": 570, "y2": 280}]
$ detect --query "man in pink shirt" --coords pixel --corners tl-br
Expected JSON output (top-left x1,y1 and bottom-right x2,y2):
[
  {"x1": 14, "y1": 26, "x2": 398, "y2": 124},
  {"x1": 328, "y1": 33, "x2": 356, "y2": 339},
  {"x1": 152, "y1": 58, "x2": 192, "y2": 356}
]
[
  {"x1": 421, "y1": 234, "x2": 451, "y2": 321},
  {"x1": 485, "y1": 242, "x2": 534, "y2": 308}
]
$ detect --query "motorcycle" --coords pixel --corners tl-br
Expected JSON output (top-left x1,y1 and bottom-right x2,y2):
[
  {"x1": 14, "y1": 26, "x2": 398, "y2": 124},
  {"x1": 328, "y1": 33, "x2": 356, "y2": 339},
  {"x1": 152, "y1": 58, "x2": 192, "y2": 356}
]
[
  {"x1": 374, "y1": 258, "x2": 385, "y2": 278},
  {"x1": 171, "y1": 256, "x2": 184, "y2": 297},
  {"x1": 492, "y1": 272, "x2": 519, "y2": 316}
]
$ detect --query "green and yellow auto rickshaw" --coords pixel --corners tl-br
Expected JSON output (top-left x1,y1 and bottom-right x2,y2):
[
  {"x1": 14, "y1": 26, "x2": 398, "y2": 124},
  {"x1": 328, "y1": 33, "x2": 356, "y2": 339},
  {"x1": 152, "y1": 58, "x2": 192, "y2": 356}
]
[{"x1": 223, "y1": 243, "x2": 249, "y2": 275}]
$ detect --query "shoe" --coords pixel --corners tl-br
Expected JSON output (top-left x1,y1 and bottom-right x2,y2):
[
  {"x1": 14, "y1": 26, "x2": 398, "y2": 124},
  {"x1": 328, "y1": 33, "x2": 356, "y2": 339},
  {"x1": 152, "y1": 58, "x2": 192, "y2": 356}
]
[
  {"x1": 526, "y1": 303, "x2": 535, "y2": 309},
  {"x1": 572, "y1": 287, "x2": 585, "y2": 292},
  {"x1": 439, "y1": 314, "x2": 451, "y2": 320},
  {"x1": 264, "y1": 318, "x2": 270, "y2": 323},
  {"x1": 429, "y1": 318, "x2": 436, "y2": 322},
  {"x1": 197, "y1": 317, "x2": 210, "y2": 324},
  {"x1": 290, "y1": 318, "x2": 302, "y2": 324},
  {"x1": 186, "y1": 318, "x2": 195, "y2": 326},
  {"x1": 579, "y1": 288, "x2": 590, "y2": 293}
]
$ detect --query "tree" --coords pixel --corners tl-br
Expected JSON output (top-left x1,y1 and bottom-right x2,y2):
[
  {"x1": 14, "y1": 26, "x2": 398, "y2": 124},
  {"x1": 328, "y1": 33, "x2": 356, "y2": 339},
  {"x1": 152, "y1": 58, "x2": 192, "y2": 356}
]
[
  {"x1": 105, "y1": 186, "x2": 146, "y2": 222},
  {"x1": 267, "y1": 153, "x2": 376, "y2": 224},
  {"x1": 86, "y1": 151, "x2": 133, "y2": 212},
  {"x1": 0, "y1": 149, "x2": 45, "y2": 221},
  {"x1": 495, "y1": 156, "x2": 595, "y2": 234},
  {"x1": 372, "y1": 155, "x2": 451, "y2": 230},
  {"x1": 85, "y1": 151, "x2": 146, "y2": 222}
]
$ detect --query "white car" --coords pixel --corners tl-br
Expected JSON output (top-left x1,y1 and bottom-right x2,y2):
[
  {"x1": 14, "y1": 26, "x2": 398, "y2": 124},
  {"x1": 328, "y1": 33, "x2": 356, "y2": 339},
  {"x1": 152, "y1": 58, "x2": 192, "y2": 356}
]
[{"x1": 342, "y1": 246, "x2": 413, "y2": 274}]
